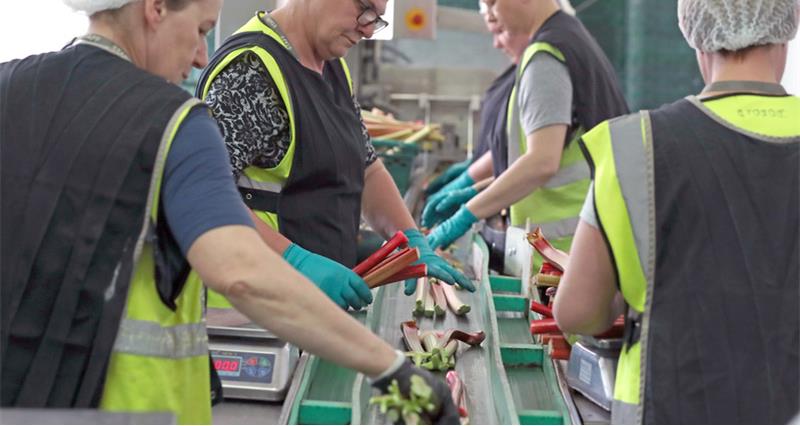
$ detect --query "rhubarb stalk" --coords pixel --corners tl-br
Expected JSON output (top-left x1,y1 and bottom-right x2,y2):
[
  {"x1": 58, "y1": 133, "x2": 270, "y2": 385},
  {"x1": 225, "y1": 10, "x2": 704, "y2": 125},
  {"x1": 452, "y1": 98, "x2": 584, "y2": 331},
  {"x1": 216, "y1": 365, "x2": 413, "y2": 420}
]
[
  {"x1": 530, "y1": 318, "x2": 560, "y2": 335},
  {"x1": 445, "y1": 371, "x2": 468, "y2": 421},
  {"x1": 441, "y1": 284, "x2": 471, "y2": 315},
  {"x1": 438, "y1": 329, "x2": 486, "y2": 347},
  {"x1": 530, "y1": 301, "x2": 553, "y2": 318},
  {"x1": 414, "y1": 278, "x2": 427, "y2": 316},
  {"x1": 353, "y1": 231, "x2": 408, "y2": 276},
  {"x1": 401, "y1": 321, "x2": 426, "y2": 353},
  {"x1": 364, "y1": 248, "x2": 420, "y2": 287},
  {"x1": 526, "y1": 228, "x2": 569, "y2": 271},
  {"x1": 371, "y1": 264, "x2": 427, "y2": 288},
  {"x1": 423, "y1": 283, "x2": 436, "y2": 318},
  {"x1": 430, "y1": 281, "x2": 447, "y2": 316}
]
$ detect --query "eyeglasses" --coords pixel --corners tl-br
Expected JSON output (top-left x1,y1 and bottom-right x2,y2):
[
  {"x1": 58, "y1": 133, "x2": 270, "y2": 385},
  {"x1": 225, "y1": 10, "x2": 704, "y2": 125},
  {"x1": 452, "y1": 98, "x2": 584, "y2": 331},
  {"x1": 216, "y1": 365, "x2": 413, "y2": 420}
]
[{"x1": 357, "y1": 0, "x2": 389, "y2": 34}]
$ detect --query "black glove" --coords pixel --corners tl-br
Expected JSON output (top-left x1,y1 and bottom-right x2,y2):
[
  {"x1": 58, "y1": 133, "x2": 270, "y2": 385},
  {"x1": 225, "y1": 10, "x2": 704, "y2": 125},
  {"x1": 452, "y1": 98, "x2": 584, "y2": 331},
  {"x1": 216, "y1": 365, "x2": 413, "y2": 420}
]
[{"x1": 372, "y1": 359, "x2": 460, "y2": 425}]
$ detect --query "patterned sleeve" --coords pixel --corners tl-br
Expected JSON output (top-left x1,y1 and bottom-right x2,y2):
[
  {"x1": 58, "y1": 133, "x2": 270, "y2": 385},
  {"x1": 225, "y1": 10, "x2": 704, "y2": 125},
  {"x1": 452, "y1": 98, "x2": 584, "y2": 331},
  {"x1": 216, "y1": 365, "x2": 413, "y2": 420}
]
[
  {"x1": 353, "y1": 96, "x2": 379, "y2": 166},
  {"x1": 204, "y1": 51, "x2": 292, "y2": 179}
]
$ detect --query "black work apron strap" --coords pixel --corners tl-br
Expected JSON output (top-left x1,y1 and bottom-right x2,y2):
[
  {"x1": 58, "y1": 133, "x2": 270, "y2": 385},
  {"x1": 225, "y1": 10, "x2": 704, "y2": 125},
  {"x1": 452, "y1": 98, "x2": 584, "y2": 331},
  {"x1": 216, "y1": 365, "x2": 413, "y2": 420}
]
[
  {"x1": 238, "y1": 187, "x2": 279, "y2": 213},
  {"x1": 622, "y1": 307, "x2": 642, "y2": 349}
]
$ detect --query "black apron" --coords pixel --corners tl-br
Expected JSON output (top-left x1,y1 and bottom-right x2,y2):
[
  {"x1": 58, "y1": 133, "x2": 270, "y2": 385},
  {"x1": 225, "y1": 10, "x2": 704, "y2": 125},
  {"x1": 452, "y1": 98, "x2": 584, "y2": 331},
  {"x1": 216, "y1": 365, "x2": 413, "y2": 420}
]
[
  {"x1": 645, "y1": 95, "x2": 799, "y2": 423},
  {"x1": 199, "y1": 32, "x2": 365, "y2": 267},
  {"x1": 1, "y1": 44, "x2": 193, "y2": 407},
  {"x1": 531, "y1": 11, "x2": 629, "y2": 134},
  {"x1": 482, "y1": 64, "x2": 517, "y2": 177}
]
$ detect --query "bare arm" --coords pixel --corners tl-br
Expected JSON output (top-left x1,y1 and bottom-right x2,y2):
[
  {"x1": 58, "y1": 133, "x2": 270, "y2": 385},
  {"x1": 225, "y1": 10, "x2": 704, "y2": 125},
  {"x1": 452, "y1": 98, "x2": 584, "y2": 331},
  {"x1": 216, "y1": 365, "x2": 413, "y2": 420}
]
[
  {"x1": 466, "y1": 124, "x2": 567, "y2": 218},
  {"x1": 188, "y1": 225, "x2": 396, "y2": 376},
  {"x1": 553, "y1": 220, "x2": 625, "y2": 335},
  {"x1": 467, "y1": 151, "x2": 494, "y2": 182},
  {"x1": 361, "y1": 160, "x2": 417, "y2": 238},
  {"x1": 248, "y1": 210, "x2": 291, "y2": 254}
]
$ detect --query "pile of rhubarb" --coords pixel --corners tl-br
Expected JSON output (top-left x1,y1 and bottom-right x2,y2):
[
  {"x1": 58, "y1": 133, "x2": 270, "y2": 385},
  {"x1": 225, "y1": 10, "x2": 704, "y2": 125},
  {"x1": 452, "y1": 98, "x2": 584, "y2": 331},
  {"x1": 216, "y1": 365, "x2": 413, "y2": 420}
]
[
  {"x1": 400, "y1": 320, "x2": 482, "y2": 423},
  {"x1": 354, "y1": 231, "x2": 427, "y2": 288},
  {"x1": 526, "y1": 228, "x2": 567, "y2": 288},
  {"x1": 362, "y1": 108, "x2": 445, "y2": 144},
  {"x1": 526, "y1": 228, "x2": 625, "y2": 360}
]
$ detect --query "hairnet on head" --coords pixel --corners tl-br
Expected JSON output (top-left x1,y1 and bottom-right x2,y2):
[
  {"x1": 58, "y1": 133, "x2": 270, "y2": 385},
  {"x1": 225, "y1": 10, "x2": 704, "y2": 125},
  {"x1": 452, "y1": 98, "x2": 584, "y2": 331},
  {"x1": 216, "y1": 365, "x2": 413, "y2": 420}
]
[
  {"x1": 63, "y1": 0, "x2": 140, "y2": 15},
  {"x1": 556, "y1": 0, "x2": 576, "y2": 16},
  {"x1": 678, "y1": 0, "x2": 800, "y2": 52}
]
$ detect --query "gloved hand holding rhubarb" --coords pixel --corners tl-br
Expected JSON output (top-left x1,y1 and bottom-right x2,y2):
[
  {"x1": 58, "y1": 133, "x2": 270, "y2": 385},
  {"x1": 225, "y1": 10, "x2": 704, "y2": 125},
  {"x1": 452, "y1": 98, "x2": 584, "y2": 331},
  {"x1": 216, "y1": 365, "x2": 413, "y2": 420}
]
[
  {"x1": 282, "y1": 243, "x2": 373, "y2": 310},
  {"x1": 403, "y1": 229, "x2": 475, "y2": 295},
  {"x1": 371, "y1": 357, "x2": 460, "y2": 425}
]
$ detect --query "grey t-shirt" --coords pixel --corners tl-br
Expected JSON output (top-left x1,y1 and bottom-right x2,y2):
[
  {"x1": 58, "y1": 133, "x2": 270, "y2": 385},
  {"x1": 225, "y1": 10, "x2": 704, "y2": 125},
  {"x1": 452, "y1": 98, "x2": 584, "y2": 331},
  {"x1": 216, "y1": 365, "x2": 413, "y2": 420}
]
[{"x1": 518, "y1": 52, "x2": 573, "y2": 136}]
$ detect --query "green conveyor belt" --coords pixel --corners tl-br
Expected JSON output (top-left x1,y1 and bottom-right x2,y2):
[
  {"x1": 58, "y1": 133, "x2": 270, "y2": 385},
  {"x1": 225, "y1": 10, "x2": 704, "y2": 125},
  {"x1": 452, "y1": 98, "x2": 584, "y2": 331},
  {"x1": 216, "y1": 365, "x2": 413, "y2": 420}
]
[{"x1": 282, "y1": 233, "x2": 573, "y2": 425}]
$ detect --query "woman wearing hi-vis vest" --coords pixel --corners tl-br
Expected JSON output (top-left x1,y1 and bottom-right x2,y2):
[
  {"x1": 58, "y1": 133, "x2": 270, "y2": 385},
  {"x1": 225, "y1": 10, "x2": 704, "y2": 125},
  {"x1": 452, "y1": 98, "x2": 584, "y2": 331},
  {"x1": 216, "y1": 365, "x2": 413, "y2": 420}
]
[
  {"x1": 554, "y1": 0, "x2": 800, "y2": 423},
  {"x1": 196, "y1": 0, "x2": 473, "y2": 308},
  {"x1": 425, "y1": 0, "x2": 629, "y2": 270},
  {"x1": 0, "y1": 0, "x2": 458, "y2": 423}
]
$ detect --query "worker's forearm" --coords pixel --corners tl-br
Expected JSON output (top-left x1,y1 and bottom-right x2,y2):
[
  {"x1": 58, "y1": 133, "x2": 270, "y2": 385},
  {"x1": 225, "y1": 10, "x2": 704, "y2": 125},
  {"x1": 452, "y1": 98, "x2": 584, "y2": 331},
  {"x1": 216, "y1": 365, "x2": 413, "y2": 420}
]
[
  {"x1": 188, "y1": 226, "x2": 396, "y2": 376},
  {"x1": 362, "y1": 160, "x2": 416, "y2": 238},
  {"x1": 553, "y1": 221, "x2": 621, "y2": 335},
  {"x1": 466, "y1": 151, "x2": 557, "y2": 218},
  {"x1": 249, "y1": 210, "x2": 291, "y2": 253},
  {"x1": 467, "y1": 151, "x2": 494, "y2": 182}
]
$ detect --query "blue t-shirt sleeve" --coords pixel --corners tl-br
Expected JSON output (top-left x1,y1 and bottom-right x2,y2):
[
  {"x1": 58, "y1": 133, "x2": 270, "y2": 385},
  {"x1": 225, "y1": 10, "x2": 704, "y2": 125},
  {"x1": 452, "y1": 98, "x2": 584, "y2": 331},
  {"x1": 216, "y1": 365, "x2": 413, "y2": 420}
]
[{"x1": 162, "y1": 107, "x2": 255, "y2": 256}]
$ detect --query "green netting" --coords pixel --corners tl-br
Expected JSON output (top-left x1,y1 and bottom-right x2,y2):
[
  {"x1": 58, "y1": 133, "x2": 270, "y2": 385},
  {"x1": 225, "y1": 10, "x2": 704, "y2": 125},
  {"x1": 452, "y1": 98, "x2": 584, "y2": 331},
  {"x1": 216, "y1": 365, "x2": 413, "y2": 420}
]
[{"x1": 575, "y1": 0, "x2": 704, "y2": 111}]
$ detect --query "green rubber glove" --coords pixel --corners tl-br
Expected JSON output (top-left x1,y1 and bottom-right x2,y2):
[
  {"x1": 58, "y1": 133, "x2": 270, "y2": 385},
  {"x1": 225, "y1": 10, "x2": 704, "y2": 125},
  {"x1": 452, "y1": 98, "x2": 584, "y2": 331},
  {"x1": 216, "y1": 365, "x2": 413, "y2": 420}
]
[
  {"x1": 282, "y1": 244, "x2": 373, "y2": 310},
  {"x1": 422, "y1": 172, "x2": 474, "y2": 228},
  {"x1": 402, "y1": 229, "x2": 475, "y2": 295},
  {"x1": 437, "y1": 186, "x2": 479, "y2": 222},
  {"x1": 427, "y1": 206, "x2": 478, "y2": 251},
  {"x1": 425, "y1": 160, "x2": 471, "y2": 195}
]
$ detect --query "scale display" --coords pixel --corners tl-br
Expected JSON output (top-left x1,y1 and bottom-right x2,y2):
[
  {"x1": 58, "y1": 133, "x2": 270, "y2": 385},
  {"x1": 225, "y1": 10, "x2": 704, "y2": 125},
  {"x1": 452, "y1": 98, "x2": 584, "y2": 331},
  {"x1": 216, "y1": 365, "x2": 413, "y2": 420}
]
[{"x1": 211, "y1": 350, "x2": 275, "y2": 384}]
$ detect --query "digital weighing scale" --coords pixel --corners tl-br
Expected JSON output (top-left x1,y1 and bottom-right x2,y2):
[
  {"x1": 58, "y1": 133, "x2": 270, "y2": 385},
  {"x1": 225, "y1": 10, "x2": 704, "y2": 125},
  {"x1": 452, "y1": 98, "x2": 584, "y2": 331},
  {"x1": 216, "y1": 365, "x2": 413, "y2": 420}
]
[
  {"x1": 565, "y1": 337, "x2": 621, "y2": 411},
  {"x1": 207, "y1": 308, "x2": 299, "y2": 401}
]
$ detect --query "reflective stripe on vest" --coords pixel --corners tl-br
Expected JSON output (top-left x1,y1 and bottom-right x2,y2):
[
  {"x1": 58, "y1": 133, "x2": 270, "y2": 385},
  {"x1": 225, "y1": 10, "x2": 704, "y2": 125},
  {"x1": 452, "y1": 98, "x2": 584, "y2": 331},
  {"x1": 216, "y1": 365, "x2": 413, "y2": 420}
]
[
  {"x1": 581, "y1": 112, "x2": 657, "y2": 424},
  {"x1": 100, "y1": 98, "x2": 212, "y2": 425},
  {"x1": 237, "y1": 174, "x2": 283, "y2": 193},
  {"x1": 506, "y1": 42, "x2": 590, "y2": 239},
  {"x1": 113, "y1": 320, "x2": 208, "y2": 359}
]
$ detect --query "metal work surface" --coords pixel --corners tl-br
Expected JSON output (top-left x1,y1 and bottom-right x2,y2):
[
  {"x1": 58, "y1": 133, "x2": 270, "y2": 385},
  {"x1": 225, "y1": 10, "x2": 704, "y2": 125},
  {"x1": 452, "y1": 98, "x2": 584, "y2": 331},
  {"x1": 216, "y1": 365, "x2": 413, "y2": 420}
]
[{"x1": 213, "y1": 401, "x2": 283, "y2": 424}]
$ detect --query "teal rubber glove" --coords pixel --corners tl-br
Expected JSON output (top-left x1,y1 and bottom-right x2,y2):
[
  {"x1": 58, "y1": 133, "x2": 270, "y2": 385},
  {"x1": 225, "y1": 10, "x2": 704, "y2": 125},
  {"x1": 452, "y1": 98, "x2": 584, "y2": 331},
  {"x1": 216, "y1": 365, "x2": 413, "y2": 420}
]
[
  {"x1": 432, "y1": 186, "x2": 479, "y2": 227},
  {"x1": 282, "y1": 244, "x2": 373, "y2": 310},
  {"x1": 422, "y1": 172, "x2": 474, "y2": 228},
  {"x1": 437, "y1": 170, "x2": 474, "y2": 197},
  {"x1": 427, "y1": 206, "x2": 478, "y2": 251},
  {"x1": 425, "y1": 159, "x2": 471, "y2": 195},
  {"x1": 402, "y1": 228, "x2": 475, "y2": 295}
]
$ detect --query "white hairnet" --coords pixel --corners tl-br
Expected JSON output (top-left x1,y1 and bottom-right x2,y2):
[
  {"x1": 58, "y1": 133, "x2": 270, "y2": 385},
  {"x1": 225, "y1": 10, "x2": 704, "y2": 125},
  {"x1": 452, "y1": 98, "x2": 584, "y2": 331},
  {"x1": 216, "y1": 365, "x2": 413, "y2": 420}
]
[
  {"x1": 678, "y1": 0, "x2": 800, "y2": 52},
  {"x1": 63, "y1": 0, "x2": 140, "y2": 15},
  {"x1": 557, "y1": 0, "x2": 576, "y2": 16}
]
